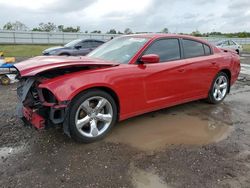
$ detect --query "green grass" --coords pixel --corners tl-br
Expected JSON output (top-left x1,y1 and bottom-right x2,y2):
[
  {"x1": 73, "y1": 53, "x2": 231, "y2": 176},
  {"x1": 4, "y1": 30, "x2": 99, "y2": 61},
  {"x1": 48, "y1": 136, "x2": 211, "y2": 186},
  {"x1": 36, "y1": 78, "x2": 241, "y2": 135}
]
[
  {"x1": 1, "y1": 44, "x2": 250, "y2": 57},
  {"x1": 0, "y1": 44, "x2": 55, "y2": 57},
  {"x1": 243, "y1": 44, "x2": 250, "y2": 53}
]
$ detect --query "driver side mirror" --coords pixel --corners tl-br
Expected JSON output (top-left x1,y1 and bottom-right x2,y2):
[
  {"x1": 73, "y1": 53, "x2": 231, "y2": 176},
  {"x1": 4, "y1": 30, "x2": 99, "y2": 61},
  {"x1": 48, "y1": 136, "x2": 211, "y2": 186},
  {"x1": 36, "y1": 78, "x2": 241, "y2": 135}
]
[{"x1": 140, "y1": 54, "x2": 160, "y2": 64}]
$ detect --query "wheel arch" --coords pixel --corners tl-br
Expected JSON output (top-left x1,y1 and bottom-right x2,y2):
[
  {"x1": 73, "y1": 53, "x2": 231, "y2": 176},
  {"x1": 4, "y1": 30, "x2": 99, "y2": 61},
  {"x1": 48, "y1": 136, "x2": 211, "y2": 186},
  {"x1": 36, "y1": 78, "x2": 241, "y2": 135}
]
[
  {"x1": 219, "y1": 69, "x2": 231, "y2": 93},
  {"x1": 62, "y1": 85, "x2": 120, "y2": 138},
  {"x1": 70, "y1": 86, "x2": 120, "y2": 119}
]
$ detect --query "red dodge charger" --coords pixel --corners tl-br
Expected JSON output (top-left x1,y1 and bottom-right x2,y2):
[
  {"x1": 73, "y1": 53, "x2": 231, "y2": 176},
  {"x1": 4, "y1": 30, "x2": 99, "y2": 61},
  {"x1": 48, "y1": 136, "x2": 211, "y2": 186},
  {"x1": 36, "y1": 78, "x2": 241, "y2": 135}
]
[{"x1": 14, "y1": 34, "x2": 241, "y2": 142}]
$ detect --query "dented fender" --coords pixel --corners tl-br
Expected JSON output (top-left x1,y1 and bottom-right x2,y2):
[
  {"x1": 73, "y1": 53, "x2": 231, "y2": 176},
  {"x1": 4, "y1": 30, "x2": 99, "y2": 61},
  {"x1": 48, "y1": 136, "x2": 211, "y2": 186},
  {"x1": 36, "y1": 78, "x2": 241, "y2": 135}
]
[{"x1": 38, "y1": 68, "x2": 120, "y2": 102}]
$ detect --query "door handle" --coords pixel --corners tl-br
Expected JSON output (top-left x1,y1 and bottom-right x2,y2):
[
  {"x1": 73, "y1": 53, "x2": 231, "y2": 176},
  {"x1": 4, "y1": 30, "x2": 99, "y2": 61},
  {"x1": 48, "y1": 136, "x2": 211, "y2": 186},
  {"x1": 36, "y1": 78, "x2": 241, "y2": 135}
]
[{"x1": 211, "y1": 62, "x2": 217, "y2": 65}]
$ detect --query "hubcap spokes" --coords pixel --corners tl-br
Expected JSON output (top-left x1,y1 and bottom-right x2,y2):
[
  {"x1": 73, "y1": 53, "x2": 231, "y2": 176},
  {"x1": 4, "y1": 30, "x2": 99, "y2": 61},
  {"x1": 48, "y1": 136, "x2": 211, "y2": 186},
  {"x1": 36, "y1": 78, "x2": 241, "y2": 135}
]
[
  {"x1": 213, "y1": 76, "x2": 228, "y2": 101},
  {"x1": 75, "y1": 96, "x2": 113, "y2": 138}
]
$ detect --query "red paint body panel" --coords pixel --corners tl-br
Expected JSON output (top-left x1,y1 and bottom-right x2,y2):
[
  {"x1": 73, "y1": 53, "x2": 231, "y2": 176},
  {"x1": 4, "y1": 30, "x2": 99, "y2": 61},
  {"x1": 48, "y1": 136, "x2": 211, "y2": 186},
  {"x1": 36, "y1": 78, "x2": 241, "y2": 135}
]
[{"x1": 16, "y1": 34, "x2": 241, "y2": 122}]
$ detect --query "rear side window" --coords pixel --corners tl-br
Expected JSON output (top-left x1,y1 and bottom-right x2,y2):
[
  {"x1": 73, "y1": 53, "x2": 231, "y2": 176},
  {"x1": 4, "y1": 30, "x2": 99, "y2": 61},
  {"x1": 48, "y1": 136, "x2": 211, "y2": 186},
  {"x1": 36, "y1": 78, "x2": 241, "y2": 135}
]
[
  {"x1": 204, "y1": 44, "x2": 211, "y2": 55},
  {"x1": 144, "y1": 39, "x2": 181, "y2": 62},
  {"x1": 183, "y1": 39, "x2": 205, "y2": 58},
  {"x1": 90, "y1": 41, "x2": 104, "y2": 48}
]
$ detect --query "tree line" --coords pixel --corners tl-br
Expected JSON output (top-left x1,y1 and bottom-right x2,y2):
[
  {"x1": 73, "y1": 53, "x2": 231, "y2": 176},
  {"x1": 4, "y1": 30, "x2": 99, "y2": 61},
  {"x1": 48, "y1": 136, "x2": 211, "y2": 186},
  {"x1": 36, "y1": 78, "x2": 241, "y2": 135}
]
[
  {"x1": 1, "y1": 21, "x2": 138, "y2": 34},
  {"x1": 188, "y1": 30, "x2": 250, "y2": 38},
  {"x1": 2, "y1": 21, "x2": 250, "y2": 38}
]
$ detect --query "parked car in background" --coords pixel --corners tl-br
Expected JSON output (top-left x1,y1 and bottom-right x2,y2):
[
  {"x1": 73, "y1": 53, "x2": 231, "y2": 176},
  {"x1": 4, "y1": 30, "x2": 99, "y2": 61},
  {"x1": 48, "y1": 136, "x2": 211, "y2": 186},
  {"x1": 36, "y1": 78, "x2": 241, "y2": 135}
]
[
  {"x1": 42, "y1": 39, "x2": 105, "y2": 56},
  {"x1": 216, "y1": 40, "x2": 243, "y2": 54},
  {"x1": 15, "y1": 34, "x2": 240, "y2": 143}
]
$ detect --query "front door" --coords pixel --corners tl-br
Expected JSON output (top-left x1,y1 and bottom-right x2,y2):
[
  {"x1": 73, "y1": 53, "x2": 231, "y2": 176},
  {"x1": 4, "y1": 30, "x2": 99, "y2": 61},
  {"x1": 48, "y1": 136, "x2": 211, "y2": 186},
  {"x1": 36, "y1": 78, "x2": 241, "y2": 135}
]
[{"x1": 140, "y1": 38, "x2": 188, "y2": 107}]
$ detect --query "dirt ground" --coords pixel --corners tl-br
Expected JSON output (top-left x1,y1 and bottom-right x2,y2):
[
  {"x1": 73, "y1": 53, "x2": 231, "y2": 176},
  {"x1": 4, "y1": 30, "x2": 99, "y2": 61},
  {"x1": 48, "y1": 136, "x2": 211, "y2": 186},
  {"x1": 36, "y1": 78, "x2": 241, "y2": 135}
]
[{"x1": 1, "y1": 58, "x2": 250, "y2": 188}]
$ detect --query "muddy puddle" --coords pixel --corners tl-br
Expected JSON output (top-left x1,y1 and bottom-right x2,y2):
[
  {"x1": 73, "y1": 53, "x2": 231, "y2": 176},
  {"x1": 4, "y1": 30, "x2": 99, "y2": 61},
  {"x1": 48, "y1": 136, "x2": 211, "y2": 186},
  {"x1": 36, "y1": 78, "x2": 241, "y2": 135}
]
[
  {"x1": 132, "y1": 168, "x2": 169, "y2": 188},
  {"x1": 241, "y1": 64, "x2": 250, "y2": 76},
  {"x1": 0, "y1": 145, "x2": 26, "y2": 163},
  {"x1": 106, "y1": 113, "x2": 232, "y2": 151}
]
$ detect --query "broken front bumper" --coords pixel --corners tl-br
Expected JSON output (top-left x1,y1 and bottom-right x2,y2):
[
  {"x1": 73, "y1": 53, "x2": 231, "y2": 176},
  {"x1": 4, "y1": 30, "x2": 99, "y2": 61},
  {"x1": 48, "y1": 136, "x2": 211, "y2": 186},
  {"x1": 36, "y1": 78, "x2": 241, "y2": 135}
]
[{"x1": 16, "y1": 77, "x2": 71, "y2": 136}]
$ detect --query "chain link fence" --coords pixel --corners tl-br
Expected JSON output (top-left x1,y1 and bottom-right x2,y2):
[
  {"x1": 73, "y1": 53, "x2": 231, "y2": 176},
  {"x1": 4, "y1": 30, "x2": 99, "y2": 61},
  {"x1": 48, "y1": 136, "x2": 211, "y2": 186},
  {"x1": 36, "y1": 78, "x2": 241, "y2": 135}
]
[
  {"x1": 0, "y1": 30, "x2": 119, "y2": 44},
  {"x1": 1, "y1": 30, "x2": 250, "y2": 45}
]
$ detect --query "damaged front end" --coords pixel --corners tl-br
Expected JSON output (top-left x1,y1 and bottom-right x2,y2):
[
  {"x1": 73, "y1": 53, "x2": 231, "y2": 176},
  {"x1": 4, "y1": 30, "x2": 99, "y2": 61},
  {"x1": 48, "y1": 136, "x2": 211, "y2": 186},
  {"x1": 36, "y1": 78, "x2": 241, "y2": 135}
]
[
  {"x1": 17, "y1": 77, "x2": 69, "y2": 133},
  {"x1": 14, "y1": 56, "x2": 119, "y2": 137}
]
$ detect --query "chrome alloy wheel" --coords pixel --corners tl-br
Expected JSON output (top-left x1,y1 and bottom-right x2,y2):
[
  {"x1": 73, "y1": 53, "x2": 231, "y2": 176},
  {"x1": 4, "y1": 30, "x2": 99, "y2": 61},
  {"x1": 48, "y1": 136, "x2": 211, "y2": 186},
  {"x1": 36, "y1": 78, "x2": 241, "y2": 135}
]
[
  {"x1": 75, "y1": 96, "x2": 113, "y2": 138},
  {"x1": 213, "y1": 75, "x2": 228, "y2": 101}
]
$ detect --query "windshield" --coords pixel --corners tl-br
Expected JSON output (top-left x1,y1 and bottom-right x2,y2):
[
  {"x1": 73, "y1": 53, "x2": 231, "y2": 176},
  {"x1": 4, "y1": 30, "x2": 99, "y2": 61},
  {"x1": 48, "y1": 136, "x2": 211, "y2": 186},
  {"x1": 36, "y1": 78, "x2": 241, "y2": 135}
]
[
  {"x1": 64, "y1": 39, "x2": 82, "y2": 47},
  {"x1": 87, "y1": 37, "x2": 149, "y2": 64}
]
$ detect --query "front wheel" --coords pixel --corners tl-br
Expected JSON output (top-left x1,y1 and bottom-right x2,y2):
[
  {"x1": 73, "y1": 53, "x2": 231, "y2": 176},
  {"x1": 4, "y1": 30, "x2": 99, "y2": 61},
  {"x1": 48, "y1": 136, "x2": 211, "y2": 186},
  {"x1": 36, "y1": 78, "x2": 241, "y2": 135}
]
[
  {"x1": 69, "y1": 89, "x2": 117, "y2": 143},
  {"x1": 207, "y1": 72, "x2": 229, "y2": 104}
]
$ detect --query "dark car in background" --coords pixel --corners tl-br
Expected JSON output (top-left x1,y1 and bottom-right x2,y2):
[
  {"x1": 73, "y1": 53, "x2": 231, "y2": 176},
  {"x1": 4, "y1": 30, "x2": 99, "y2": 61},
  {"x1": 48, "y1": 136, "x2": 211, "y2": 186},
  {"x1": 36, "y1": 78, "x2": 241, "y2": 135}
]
[{"x1": 42, "y1": 39, "x2": 105, "y2": 56}]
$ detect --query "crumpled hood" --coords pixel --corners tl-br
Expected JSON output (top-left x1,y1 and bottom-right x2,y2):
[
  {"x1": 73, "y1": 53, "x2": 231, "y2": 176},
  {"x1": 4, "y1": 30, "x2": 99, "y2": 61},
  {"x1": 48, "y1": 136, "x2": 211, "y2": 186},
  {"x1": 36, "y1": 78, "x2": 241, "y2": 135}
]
[{"x1": 14, "y1": 56, "x2": 119, "y2": 77}]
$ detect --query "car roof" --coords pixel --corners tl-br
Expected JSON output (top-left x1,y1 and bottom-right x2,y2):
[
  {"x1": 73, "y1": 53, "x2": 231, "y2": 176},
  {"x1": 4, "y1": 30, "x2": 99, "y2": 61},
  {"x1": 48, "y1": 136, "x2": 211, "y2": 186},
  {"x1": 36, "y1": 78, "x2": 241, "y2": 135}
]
[
  {"x1": 218, "y1": 39, "x2": 236, "y2": 42},
  {"x1": 126, "y1": 33, "x2": 196, "y2": 39},
  {"x1": 121, "y1": 33, "x2": 211, "y2": 45}
]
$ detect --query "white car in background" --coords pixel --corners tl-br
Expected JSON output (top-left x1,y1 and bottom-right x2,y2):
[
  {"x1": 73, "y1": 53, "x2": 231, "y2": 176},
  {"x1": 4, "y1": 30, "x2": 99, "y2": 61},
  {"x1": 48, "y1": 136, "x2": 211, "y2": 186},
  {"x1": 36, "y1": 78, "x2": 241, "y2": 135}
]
[{"x1": 216, "y1": 40, "x2": 243, "y2": 54}]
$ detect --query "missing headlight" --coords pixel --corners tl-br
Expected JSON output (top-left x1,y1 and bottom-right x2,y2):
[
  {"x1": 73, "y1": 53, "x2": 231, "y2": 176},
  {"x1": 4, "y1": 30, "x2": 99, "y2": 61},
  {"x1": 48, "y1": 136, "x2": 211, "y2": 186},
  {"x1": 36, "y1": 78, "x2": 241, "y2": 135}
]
[{"x1": 42, "y1": 89, "x2": 57, "y2": 103}]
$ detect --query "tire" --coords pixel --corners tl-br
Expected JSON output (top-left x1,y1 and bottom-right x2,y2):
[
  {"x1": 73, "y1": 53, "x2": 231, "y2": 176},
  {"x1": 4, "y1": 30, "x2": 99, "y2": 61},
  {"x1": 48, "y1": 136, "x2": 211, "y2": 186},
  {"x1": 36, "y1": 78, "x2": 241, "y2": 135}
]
[
  {"x1": 0, "y1": 75, "x2": 11, "y2": 85},
  {"x1": 69, "y1": 89, "x2": 117, "y2": 143},
  {"x1": 207, "y1": 72, "x2": 229, "y2": 104}
]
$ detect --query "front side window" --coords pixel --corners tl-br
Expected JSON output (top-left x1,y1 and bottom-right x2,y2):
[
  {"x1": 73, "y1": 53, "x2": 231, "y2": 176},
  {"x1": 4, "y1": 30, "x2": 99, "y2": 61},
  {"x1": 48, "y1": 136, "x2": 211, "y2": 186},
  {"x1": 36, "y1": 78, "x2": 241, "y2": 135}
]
[
  {"x1": 183, "y1": 39, "x2": 205, "y2": 58},
  {"x1": 77, "y1": 41, "x2": 92, "y2": 48},
  {"x1": 88, "y1": 37, "x2": 149, "y2": 64},
  {"x1": 143, "y1": 39, "x2": 181, "y2": 62}
]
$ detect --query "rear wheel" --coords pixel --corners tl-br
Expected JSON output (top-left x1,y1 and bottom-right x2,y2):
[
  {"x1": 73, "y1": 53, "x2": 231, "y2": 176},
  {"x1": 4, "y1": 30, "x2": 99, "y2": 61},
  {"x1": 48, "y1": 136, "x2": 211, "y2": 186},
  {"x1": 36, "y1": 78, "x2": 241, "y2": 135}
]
[
  {"x1": 207, "y1": 72, "x2": 229, "y2": 104},
  {"x1": 69, "y1": 89, "x2": 117, "y2": 143}
]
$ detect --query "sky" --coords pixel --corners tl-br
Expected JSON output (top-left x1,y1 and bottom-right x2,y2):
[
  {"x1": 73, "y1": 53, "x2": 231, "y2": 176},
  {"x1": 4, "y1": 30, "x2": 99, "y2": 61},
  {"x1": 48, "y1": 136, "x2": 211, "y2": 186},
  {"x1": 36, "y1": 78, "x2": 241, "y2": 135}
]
[{"x1": 0, "y1": 0, "x2": 249, "y2": 33}]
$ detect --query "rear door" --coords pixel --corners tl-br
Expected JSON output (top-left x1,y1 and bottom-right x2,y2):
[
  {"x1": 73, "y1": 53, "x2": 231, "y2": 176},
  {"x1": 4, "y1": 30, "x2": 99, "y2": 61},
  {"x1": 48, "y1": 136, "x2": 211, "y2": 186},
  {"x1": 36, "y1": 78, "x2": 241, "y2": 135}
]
[{"x1": 181, "y1": 39, "x2": 219, "y2": 97}]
